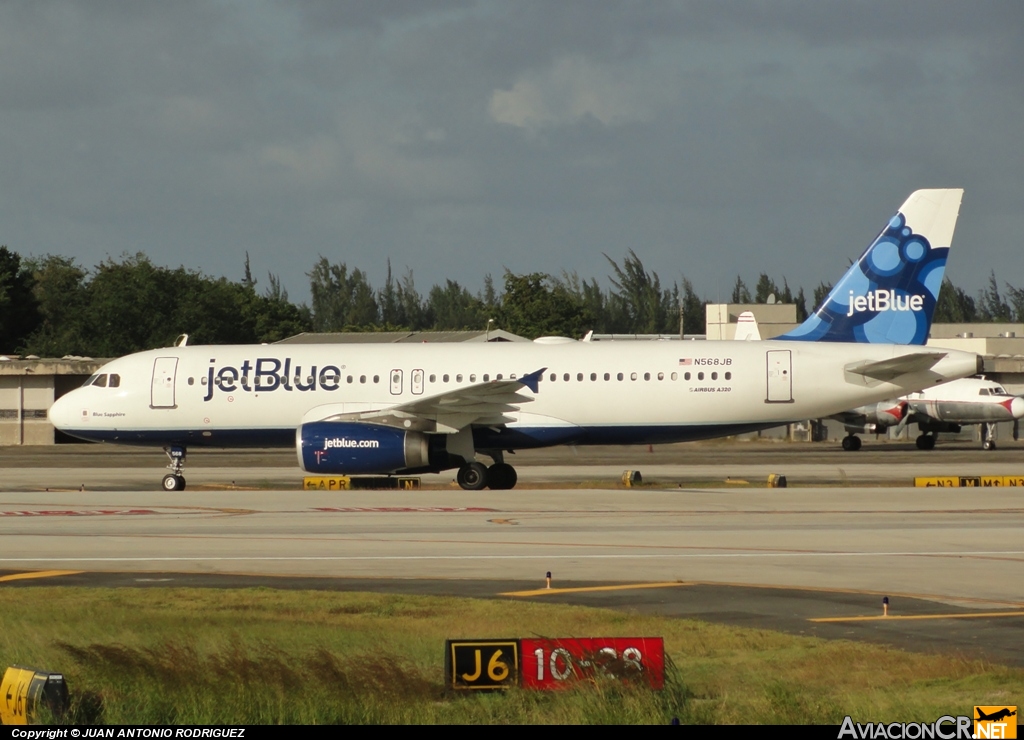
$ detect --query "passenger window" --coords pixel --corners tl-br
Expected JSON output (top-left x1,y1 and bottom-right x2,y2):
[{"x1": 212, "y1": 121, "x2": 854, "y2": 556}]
[
  {"x1": 604, "y1": 373, "x2": 610, "y2": 381},
  {"x1": 187, "y1": 377, "x2": 194, "y2": 386},
  {"x1": 429, "y1": 374, "x2": 436, "y2": 383},
  {"x1": 617, "y1": 373, "x2": 624, "y2": 381},
  {"x1": 483, "y1": 374, "x2": 489, "y2": 381},
  {"x1": 657, "y1": 372, "x2": 664, "y2": 381},
  {"x1": 360, "y1": 375, "x2": 366, "y2": 384},
  {"x1": 590, "y1": 373, "x2": 597, "y2": 381},
  {"x1": 470, "y1": 374, "x2": 476, "y2": 382},
  {"x1": 644, "y1": 372, "x2": 650, "y2": 381},
  {"x1": 443, "y1": 374, "x2": 450, "y2": 383},
  {"x1": 564, "y1": 373, "x2": 570, "y2": 382},
  {"x1": 711, "y1": 372, "x2": 718, "y2": 380},
  {"x1": 684, "y1": 372, "x2": 690, "y2": 381},
  {"x1": 373, "y1": 375, "x2": 380, "y2": 383},
  {"x1": 347, "y1": 376, "x2": 353, "y2": 384},
  {"x1": 671, "y1": 372, "x2": 678, "y2": 381},
  {"x1": 725, "y1": 372, "x2": 731, "y2": 380},
  {"x1": 456, "y1": 374, "x2": 463, "y2": 382},
  {"x1": 550, "y1": 373, "x2": 556, "y2": 382},
  {"x1": 510, "y1": 374, "x2": 516, "y2": 380},
  {"x1": 497, "y1": 374, "x2": 503, "y2": 380},
  {"x1": 630, "y1": 372, "x2": 637, "y2": 381},
  {"x1": 698, "y1": 372, "x2": 704, "y2": 380},
  {"x1": 201, "y1": 377, "x2": 207, "y2": 386}
]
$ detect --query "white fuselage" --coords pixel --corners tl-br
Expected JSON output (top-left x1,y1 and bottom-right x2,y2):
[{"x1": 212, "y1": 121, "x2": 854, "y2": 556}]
[{"x1": 49, "y1": 339, "x2": 980, "y2": 450}]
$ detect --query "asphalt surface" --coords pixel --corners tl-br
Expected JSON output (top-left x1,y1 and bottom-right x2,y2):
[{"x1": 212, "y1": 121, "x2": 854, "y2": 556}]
[{"x1": 1, "y1": 441, "x2": 1023, "y2": 666}]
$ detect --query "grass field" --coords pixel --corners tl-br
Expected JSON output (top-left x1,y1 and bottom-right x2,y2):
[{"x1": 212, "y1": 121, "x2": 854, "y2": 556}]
[{"x1": 1, "y1": 587, "x2": 1019, "y2": 724}]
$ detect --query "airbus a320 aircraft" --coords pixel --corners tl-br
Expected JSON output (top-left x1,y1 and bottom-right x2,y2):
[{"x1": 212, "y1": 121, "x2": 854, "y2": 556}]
[
  {"x1": 833, "y1": 375, "x2": 1024, "y2": 451},
  {"x1": 49, "y1": 189, "x2": 980, "y2": 491}
]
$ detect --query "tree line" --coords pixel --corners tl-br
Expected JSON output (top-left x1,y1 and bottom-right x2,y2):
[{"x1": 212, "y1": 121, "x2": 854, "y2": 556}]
[{"x1": 1, "y1": 245, "x2": 1021, "y2": 358}]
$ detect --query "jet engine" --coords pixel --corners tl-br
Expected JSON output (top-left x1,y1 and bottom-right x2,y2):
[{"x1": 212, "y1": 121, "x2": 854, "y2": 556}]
[{"x1": 297, "y1": 421, "x2": 442, "y2": 475}]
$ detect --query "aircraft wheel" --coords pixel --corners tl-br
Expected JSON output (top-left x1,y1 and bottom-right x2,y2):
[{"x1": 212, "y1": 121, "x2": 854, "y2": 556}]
[
  {"x1": 162, "y1": 474, "x2": 186, "y2": 491},
  {"x1": 487, "y1": 463, "x2": 518, "y2": 490},
  {"x1": 916, "y1": 434, "x2": 935, "y2": 451},
  {"x1": 983, "y1": 440, "x2": 996, "y2": 451},
  {"x1": 457, "y1": 462, "x2": 488, "y2": 491},
  {"x1": 842, "y1": 436, "x2": 861, "y2": 452}
]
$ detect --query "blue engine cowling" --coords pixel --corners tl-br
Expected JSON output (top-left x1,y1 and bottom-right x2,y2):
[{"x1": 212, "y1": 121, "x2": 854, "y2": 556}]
[{"x1": 297, "y1": 421, "x2": 432, "y2": 475}]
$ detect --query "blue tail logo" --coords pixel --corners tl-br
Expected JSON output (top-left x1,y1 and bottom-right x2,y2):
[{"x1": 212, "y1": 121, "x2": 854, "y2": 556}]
[{"x1": 777, "y1": 189, "x2": 962, "y2": 345}]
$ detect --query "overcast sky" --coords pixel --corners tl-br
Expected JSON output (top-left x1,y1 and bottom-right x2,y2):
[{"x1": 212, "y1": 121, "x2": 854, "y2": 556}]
[{"x1": 2, "y1": 1, "x2": 1022, "y2": 305}]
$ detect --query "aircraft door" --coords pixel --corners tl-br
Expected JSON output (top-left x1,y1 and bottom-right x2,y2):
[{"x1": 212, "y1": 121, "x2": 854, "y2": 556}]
[
  {"x1": 390, "y1": 369, "x2": 403, "y2": 395},
  {"x1": 151, "y1": 357, "x2": 178, "y2": 408},
  {"x1": 411, "y1": 369, "x2": 424, "y2": 395},
  {"x1": 765, "y1": 350, "x2": 793, "y2": 403}
]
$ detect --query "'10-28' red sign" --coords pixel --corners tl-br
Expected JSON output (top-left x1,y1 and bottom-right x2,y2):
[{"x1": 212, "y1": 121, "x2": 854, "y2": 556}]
[{"x1": 519, "y1": 637, "x2": 664, "y2": 690}]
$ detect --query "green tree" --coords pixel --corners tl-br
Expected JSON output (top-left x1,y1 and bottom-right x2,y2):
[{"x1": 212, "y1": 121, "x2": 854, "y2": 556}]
[
  {"x1": 0, "y1": 246, "x2": 41, "y2": 354},
  {"x1": 977, "y1": 272, "x2": 1012, "y2": 322},
  {"x1": 730, "y1": 276, "x2": 751, "y2": 304},
  {"x1": 425, "y1": 279, "x2": 487, "y2": 330},
  {"x1": 933, "y1": 277, "x2": 977, "y2": 323},
  {"x1": 308, "y1": 258, "x2": 379, "y2": 331},
  {"x1": 754, "y1": 274, "x2": 779, "y2": 304},
  {"x1": 495, "y1": 272, "x2": 593, "y2": 339}
]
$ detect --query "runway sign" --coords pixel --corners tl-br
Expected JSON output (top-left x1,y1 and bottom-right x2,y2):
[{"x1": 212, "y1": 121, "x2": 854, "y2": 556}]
[
  {"x1": 445, "y1": 640, "x2": 519, "y2": 691},
  {"x1": 520, "y1": 637, "x2": 665, "y2": 690},
  {"x1": 303, "y1": 476, "x2": 421, "y2": 490},
  {"x1": 0, "y1": 665, "x2": 69, "y2": 725},
  {"x1": 915, "y1": 476, "x2": 1024, "y2": 487}
]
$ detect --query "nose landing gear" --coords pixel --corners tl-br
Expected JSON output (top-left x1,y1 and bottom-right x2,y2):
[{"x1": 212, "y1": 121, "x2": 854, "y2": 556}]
[{"x1": 162, "y1": 446, "x2": 187, "y2": 491}]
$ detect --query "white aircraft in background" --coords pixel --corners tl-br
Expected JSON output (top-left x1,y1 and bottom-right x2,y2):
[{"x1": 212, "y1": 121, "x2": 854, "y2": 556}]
[
  {"x1": 49, "y1": 189, "x2": 979, "y2": 491},
  {"x1": 833, "y1": 376, "x2": 1024, "y2": 451}
]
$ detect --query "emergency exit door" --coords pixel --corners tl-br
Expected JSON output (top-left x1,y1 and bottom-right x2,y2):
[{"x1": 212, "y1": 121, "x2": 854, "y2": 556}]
[
  {"x1": 151, "y1": 357, "x2": 178, "y2": 408},
  {"x1": 765, "y1": 350, "x2": 793, "y2": 403}
]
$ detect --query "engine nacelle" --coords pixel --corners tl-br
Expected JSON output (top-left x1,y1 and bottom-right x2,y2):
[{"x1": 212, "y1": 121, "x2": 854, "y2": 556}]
[
  {"x1": 858, "y1": 401, "x2": 907, "y2": 427},
  {"x1": 297, "y1": 421, "x2": 431, "y2": 475}
]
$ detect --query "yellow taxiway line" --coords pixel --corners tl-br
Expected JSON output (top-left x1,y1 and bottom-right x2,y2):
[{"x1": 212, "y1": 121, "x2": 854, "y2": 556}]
[
  {"x1": 0, "y1": 570, "x2": 82, "y2": 583},
  {"x1": 500, "y1": 581, "x2": 691, "y2": 597},
  {"x1": 811, "y1": 611, "x2": 1024, "y2": 623}
]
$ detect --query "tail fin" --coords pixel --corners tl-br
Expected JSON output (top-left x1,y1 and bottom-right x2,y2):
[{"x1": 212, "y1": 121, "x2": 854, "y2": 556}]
[
  {"x1": 777, "y1": 189, "x2": 963, "y2": 344},
  {"x1": 733, "y1": 311, "x2": 762, "y2": 341}
]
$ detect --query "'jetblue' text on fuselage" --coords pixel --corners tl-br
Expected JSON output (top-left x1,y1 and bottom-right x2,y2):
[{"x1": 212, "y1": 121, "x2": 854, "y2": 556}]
[{"x1": 203, "y1": 358, "x2": 342, "y2": 402}]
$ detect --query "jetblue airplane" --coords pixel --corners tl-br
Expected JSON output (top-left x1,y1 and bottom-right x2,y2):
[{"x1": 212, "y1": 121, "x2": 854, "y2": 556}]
[{"x1": 49, "y1": 189, "x2": 980, "y2": 491}]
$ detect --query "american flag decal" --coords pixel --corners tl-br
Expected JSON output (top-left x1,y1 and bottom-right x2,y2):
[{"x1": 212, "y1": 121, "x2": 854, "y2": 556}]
[{"x1": 678, "y1": 358, "x2": 692, "y2": 366}]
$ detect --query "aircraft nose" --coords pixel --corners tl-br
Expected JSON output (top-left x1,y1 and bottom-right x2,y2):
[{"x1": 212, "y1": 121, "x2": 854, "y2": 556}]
[
  {"x1": 1007, "y1": 396, "x2": 1024, "y2": 419},
  {"x1": 48, "y1": 392, "x2": 81, "y2": 430}
]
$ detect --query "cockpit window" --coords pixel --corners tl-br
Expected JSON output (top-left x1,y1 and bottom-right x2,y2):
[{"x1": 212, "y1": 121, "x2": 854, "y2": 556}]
[
  {"x1": 993, "y1": 386, "x2": 1009, "y2": 395},
  {"x1": 83, "y1": 374, "x2": 99, "y2": 387},
  {"x1": 93, "y1": 374, "x2": 108, "y2": 387},
  {"x1": 108, "y1": 374, "x2": 120, "y2": 388}
]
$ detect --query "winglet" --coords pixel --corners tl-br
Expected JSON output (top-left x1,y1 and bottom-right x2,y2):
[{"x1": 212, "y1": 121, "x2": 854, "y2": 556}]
[
  {"x1": 777, "y1": 189, "x2": 963, "y2": 345},
  {"x1": 519, "y1": 367, "x2": 546, "y2": 394}
]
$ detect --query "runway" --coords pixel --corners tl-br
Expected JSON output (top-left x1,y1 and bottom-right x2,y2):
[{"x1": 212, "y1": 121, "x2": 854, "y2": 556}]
[{"x1": 2, "y1": 443, "x2": 1023, "y2": 665}]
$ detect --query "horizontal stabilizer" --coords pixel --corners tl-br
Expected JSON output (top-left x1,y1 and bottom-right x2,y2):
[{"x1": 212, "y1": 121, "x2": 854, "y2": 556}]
[{"x1": 846, "y1": 352, "x2": 947, "y2": 382}]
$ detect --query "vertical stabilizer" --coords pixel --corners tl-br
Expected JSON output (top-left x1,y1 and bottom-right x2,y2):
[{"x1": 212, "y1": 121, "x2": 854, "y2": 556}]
[{"x1": 777, "y1": 188, "x2": 963, "y2": 344}]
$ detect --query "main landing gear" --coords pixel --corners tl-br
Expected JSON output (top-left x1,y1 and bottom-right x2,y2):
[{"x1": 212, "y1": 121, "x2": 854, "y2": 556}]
[
  {"x1": 162, "y1": 446, "x2": 187, "y2": 491},
  {"x1": 456, "y1": 452, "x2": 518, "y2": 491},
  {"x1": 841, "y1": 434, "x2": 862, "y2": 451}
]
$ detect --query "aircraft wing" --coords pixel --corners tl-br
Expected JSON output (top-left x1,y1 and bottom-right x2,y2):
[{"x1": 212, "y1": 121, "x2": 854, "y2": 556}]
[
  {"x1": 845, "y1": 352, "x2": 948, "y2": 382},
  {"x1": 313, "y1": 368, "x2": 545, "y2": 434}
]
